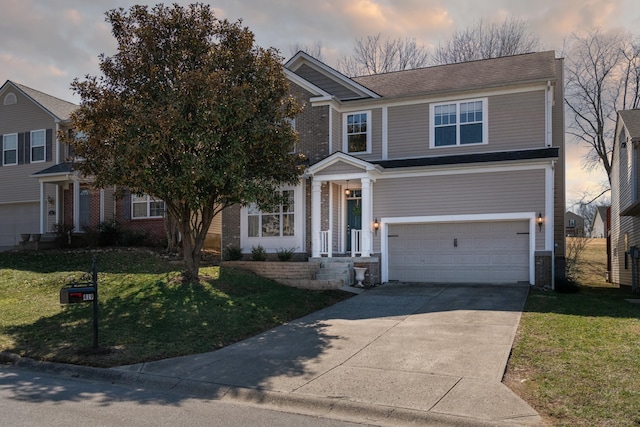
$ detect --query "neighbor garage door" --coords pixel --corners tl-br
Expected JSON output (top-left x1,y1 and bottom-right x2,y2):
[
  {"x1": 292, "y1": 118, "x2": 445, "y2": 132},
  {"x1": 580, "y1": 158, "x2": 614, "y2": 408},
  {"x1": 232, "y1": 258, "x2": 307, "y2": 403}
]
[
  {"x1": 0, "y1": 202, "x2": 39, "y2": 246},
  {"x1": 387, "y1": 221, "x2": 530, "y2": 283}
]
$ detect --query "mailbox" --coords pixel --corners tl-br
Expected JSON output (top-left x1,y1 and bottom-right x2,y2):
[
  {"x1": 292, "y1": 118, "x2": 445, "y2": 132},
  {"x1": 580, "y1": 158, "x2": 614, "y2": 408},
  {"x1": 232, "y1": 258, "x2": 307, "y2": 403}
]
[{"x1": 60, "y1": 286, "x2": 96, "y2": 304}]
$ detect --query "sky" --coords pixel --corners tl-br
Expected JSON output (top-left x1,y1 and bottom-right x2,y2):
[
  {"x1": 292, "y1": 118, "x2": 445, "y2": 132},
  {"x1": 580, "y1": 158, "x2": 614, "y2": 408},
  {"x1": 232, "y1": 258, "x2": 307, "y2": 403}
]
[{"x1": 2, "y1": 0, "x2": 638, "y2": 209}]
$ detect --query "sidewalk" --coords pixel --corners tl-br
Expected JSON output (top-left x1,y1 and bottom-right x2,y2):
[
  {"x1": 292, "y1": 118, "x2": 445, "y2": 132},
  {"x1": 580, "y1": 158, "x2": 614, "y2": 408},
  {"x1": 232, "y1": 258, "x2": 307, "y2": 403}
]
[{"x1": 2, "y1": 283, "x2": 544, "y2": 426}]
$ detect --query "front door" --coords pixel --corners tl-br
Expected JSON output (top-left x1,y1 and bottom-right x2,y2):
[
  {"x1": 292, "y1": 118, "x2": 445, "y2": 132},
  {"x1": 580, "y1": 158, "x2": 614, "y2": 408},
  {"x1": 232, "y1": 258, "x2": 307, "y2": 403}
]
[{"x1": 346, "y1": 197, "x2": 362, "y2": 252}]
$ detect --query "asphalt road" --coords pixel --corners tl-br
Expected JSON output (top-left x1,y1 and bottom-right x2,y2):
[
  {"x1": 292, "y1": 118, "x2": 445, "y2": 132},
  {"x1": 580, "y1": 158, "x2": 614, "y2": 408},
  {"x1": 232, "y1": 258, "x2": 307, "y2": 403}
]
[{"x1": 0, "y1": 366, "x2": 374, "y2": 427}]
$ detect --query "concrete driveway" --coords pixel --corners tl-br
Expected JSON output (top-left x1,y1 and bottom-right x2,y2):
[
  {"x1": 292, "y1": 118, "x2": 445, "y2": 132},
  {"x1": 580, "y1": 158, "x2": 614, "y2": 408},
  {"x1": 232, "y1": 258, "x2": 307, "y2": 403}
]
[{"x1": 115, "y1": 283, "x2": 542, "y2": 426}]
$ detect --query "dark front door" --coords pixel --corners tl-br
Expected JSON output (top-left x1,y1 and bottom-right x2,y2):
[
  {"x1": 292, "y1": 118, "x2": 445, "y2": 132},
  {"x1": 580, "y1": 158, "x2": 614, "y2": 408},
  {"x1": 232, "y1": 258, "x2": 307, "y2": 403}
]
[
  {"x1": 346, "y1": 198, "x2": 362, "y2": 252},
  {"x1": 79, "y1": 189, "x2": 90, "y2": 230}
]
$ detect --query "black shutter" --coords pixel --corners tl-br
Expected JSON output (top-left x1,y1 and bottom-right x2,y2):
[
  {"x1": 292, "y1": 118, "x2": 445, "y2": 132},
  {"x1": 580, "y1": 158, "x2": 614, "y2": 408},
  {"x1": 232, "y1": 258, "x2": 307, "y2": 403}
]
[
  {"x1": 17, "y1": 133, "x2": 24, "y2": 164},
  {"x1": 24, "y1": 132, "x2": 30, "y2": 164},
  {"x1": 123, "y1": 189, "x2": 131, "y2": 220},
  {"x1": 0, "y1": 134, "x2": 2, "y2": 167},
  {"x1": 46, "y1": 129, "x2": 53, "y2": 162}
]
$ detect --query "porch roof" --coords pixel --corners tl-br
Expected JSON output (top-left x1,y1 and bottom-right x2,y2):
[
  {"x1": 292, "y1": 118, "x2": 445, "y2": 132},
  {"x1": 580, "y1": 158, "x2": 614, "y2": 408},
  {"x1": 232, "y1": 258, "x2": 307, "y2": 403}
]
[{"x1": 31, "y1": 161, "x2": 74, "y2": 177}]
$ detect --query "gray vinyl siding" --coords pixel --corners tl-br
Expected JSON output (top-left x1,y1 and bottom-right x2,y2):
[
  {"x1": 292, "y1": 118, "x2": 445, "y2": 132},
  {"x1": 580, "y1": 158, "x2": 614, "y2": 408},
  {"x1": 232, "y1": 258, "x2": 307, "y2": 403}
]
[
  {"x1": 314, "y1": 161, "x2": 364, "y2": 176},
  {"x1": 386, "y1": 90, "x2": 546, "y2": 160},
  {"x1": 372, "y1": 169, "x2": 546, "y2": 252},
  {"x1": 0, "y1": 87, "x2": 58, "y2": 203},
  {"x1": 293, "y1": 64, "x2": 362, "y2": 100},
  {"x1": 552, "y1": 59, "x2": 566, "y2": 258}
]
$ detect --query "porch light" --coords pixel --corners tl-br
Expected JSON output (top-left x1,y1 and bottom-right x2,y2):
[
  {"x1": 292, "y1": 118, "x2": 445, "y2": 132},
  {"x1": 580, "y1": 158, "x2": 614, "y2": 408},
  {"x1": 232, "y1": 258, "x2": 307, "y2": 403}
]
[
  {"x1": 47, "y1": 196, "x2": 55, "y2": 206},
  {"x1": 537, "y1": 212, "x2": 544, "y2": 231},
  {"x1": 373, "y1": 218, "x2": 379, "y2": 235},
  {"x1": 345, "y1": 180, "x2": 350, "y2": 196}
]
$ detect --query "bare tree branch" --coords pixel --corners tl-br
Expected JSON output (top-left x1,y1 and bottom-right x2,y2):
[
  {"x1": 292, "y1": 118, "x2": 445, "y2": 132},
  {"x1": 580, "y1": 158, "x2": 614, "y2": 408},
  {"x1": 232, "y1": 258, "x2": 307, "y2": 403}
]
[{"x1": 289, "y1": 41, "x2": 324, "y2": 61}]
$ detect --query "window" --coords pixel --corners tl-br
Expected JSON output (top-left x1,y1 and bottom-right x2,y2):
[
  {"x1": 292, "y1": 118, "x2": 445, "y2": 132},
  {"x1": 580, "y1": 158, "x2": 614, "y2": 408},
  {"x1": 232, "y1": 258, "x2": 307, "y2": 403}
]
[
  {"x1": 569, "y1": 219, "x2": 576, "y2": 227},
  {"x1": 248, "y1": 190, "x2": 295, "y2": 237},
  {"x1": 132, "y1": 194, "x2": 165, "y2": 218},
  {"x1": 31, "y1": 130, "x2": 45, "y2": 162},
  {"x1": 3, "y1": 133, "x2": 17, "y2": 166},
  {"x1": 431, "y1": 99, "x2": 487, "y2": 147},
  {"x1": 3, "y1": 93, "x2": 16, "y2": 105},
  {"x1": 344, "y1": 111, "x2": 371, "y2": 153}
]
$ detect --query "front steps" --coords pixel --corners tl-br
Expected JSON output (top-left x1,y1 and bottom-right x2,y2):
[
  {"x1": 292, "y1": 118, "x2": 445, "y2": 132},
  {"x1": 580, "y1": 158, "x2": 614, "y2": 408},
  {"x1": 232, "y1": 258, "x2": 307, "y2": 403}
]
[{"x1": 312, "y1": 259, "x2": 354, "y2": 287}]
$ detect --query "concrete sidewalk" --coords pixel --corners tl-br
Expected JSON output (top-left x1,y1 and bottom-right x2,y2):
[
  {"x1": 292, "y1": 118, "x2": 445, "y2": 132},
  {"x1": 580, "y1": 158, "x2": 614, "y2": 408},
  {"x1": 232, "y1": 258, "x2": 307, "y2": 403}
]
[{"x1": 109, "y1": 282, "x2": 543, "y2": 426}]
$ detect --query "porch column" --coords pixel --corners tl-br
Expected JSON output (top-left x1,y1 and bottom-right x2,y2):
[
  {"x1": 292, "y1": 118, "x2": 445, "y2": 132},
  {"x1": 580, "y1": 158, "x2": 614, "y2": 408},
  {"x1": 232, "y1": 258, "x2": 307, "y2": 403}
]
[
  {"x1": 311, "y1": 179, "x2": 322, "y2": 258},
  {"x1": 39, "y1": 181, "x2": 45, "y2": 234},
  {"x1": 360, "y1": 177, "x2": 372, "y2": 257}
]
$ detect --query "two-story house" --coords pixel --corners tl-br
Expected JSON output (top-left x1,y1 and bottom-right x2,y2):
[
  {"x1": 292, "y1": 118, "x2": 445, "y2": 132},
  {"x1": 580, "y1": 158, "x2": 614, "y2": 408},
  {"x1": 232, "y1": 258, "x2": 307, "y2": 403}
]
[
  {"x1": 223, "y1": 51, "x2": 566, "y2": 287},
  {"x1": 610, "y1": 109, "x2": 640, "y2": 292},
  {"x1": 0, "y1": 80, "x2": 224, "y2": 248}
]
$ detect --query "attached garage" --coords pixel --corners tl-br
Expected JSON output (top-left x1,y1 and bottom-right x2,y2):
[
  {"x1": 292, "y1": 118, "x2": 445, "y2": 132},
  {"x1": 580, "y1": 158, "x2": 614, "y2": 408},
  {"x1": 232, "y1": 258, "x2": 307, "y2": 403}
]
[
  {"x1": 0, "y1": 202, "x2": 39, "y2": 247},
  {"x1": 387, "y1": 220, "x2": 531, "y2": 284}
]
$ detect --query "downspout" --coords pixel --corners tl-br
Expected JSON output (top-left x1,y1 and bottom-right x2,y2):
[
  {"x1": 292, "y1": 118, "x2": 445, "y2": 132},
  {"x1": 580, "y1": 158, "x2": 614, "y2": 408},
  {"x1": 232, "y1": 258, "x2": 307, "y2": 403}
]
[{"x1": 545, "y1": 81, "x2": 553, "y2": 148}]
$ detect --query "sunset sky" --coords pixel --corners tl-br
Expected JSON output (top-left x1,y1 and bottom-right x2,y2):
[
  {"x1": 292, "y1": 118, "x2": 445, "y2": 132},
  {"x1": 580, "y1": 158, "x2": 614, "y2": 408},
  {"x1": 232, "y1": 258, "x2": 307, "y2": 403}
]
[{"x1": 2, "y1": 0, "x2": 637, "y2": 208}]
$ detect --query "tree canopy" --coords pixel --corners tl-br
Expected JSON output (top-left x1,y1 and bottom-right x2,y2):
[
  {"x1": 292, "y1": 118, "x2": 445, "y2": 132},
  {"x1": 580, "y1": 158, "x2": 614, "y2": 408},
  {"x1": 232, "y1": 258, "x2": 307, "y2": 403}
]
[{"x1": 69, "y1": 3, "x2": 303, "y2": 281}]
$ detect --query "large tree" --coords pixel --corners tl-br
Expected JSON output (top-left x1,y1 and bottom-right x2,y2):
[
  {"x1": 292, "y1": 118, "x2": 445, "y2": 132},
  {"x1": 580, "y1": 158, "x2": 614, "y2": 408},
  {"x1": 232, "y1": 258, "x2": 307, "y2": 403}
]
[
  {"x1": 431, "y1": 17, "x2": 540, "y2": 65},
  {"x1": 69, "y1": 4, "x2": 302, "y2": 282},
  {"x1": 336, "y1": 33, "x2": 430, "y2": 76},
  {"x1": 564, "y1": 29, "x2": 640, "y2": 183}
]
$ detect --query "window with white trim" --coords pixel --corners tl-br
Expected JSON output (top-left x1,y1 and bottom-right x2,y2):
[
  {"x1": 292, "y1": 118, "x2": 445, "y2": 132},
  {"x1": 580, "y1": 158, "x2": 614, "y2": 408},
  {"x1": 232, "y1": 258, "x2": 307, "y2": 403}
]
[
  {"x1": 132, "y1": 194, "x2": 165, "y2": 218},
  {"x1": 31, "y1": 129, "x2": 45, "y2": 163},
  {"x1": 344, "y1": 111, "x2": 371, "y2": 153},
  {"x1": 430, "y1": 99, "x2": 487, "y2": 147},
  {"x1": 247, "y1": 190, "x2": 295, "y2": 237},
  {"x1": 3, "y1": 133, "x2": 17, "y2": 166}
]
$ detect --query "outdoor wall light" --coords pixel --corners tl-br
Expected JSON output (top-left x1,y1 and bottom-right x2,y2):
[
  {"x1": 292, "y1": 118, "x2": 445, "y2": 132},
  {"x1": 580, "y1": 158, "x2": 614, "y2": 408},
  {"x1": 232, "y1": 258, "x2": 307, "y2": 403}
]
[
  {"x1": 373, "y1": 218, "x2": 379, "y2": 235},
  {"x1": 47, "y1": 196, "x2": 55, "y2": 206},
  {"x1": 537, "y1": 212, "x2": 544, "y2": 231},
  {"x1": 344, "y1": 180, "x2": 350, "y2": 196}
]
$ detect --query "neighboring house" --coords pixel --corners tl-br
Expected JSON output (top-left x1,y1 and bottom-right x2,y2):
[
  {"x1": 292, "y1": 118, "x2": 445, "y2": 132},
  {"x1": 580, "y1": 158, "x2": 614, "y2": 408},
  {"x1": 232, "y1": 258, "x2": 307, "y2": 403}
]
[
  {"x1": 223, "y1": 51, "x2": 566, "y2": 287},
  {"x1": 610, "y1": 109, "x2": 640, "y2": 291},
  {"x1": 0, "y1": 80, "x2": 221, "y2": 248},
  {"x1": 565, "y1": 211, "x2": 585, "y2": 237},
  {"x1": 591, "y1": 206, "x2": 609, "y2": 238}
]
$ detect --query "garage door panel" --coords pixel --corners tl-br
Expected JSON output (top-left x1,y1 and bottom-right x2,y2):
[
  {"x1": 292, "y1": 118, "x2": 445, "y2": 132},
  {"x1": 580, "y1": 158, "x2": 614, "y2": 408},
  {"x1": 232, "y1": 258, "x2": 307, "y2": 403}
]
[{"x1": 388, "y1": 221, "x2": 530, "y2": 284}]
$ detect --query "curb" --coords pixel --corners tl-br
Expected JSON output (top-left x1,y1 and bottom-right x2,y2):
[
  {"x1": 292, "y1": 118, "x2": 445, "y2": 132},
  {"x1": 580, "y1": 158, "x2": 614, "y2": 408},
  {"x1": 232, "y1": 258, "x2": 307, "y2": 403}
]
[{"x1": 1, "y1": 351, "x2": 539, "y2": 427}]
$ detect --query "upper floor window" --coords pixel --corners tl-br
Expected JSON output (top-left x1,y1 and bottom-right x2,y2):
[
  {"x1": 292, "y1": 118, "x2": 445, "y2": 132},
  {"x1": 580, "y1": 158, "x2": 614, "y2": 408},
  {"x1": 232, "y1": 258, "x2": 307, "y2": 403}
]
[
  {"x1": 430, "y1": 99, "x2": 487, "y2": 147},
  {"x1": 132, "y1": 194, "x2": 165, "y2": 218},
  {"x1": 344, "y1": 111, "x2": 371, "y2": 154},
  {"x1": 3, "y1": 133, "x2": 17, "y2": 166},
  {"x1": 248, "y1": 189, "x2": 295, "y2": 237},
  {"x1": 31, "y1": 129, "x2": 45, "y2": 163}
]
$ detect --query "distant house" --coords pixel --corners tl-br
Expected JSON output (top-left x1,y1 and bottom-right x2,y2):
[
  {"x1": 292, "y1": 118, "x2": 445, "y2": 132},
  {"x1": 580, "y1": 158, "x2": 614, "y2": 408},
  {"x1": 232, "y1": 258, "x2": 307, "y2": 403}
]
[
  {"x1": 591, "y1": 206, "x2": 609, "y2": 238},
  {"x1": 610, "y1": 109, "x2": 640, "y2": 292},
  {"x1": 0, "y1": 80, "x2": 220, "y2": 248},
  {"x1": 565, "y1": 211, "x2": 585, "y2": 237}
]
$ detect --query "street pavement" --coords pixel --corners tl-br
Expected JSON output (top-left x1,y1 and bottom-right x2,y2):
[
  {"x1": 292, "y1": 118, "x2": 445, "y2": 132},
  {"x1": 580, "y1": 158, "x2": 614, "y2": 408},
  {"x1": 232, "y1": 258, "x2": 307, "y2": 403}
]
[{"x1": 1, "y1": 282, "x2": 543, "y2": 426}]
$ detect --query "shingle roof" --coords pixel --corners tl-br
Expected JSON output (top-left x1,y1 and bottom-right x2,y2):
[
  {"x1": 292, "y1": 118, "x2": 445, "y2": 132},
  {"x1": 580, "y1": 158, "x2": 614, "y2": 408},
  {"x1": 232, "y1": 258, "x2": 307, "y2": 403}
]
[
  {"x1": 619, "y1": 109, "x2": 640, "y2": 139},
  {"x1": 352, "y1": 51, "x2": 558, "y2": 98},
  {"x1": 371, "y1": 148, "x2": 558, "y2": 169},
  {"x1": 31, "y1": 162, "x2": 74, "y2": 176},
  {"x1": 10, "y1": 81, "x2": 77, "y2": 121}
]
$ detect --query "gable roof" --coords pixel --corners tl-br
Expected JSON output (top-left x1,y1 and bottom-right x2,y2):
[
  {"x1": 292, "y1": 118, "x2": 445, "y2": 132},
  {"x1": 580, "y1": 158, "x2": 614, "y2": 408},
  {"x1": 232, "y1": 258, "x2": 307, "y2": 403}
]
[
  {"x1": 1, "y1": 80, "x2": 77, "y2": 121},
  {"x1": 352, "y1": 51, "x2": 558, "y2": 98},
  {"x1": 619, "y1": 109, "x2": 640, "y2": 140}
]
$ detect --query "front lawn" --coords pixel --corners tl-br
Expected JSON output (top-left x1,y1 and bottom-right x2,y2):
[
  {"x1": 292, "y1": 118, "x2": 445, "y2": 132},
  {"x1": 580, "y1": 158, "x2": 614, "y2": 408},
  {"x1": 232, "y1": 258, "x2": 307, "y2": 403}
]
[
  {"x1": 0, "y1": 248, "x2": 351, "y2": 367},
  {"x1": 505, "y1": 239, "x2": 640, "y2": 426}
]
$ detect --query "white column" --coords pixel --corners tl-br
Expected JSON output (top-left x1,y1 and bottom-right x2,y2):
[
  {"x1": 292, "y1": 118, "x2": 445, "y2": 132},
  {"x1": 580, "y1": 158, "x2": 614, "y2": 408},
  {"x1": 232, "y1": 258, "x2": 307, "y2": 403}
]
[
  {"x1": 360, "y1": 177, "x2": 372, "y2": 257},
  {"x1": 39, "y1": 181, "x2": 45, "y2": 234},
  {"x1": 311, "y1": 179, "x2": 322, "y2": 258}
]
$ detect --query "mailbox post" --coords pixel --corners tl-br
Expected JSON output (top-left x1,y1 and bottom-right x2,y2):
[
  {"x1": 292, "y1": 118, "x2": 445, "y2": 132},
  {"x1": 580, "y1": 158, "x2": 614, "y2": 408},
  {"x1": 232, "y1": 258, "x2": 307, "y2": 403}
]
[{"x1": 60, "y1": 256, "x2": 99, "y2": 349}]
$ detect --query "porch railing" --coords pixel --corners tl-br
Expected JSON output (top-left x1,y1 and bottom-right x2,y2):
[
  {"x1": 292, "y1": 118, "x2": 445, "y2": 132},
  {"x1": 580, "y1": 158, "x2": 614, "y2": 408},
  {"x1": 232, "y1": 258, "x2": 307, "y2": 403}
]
[
  {"x1": 351, "y1": 229, "x2": 362, "y2": 257},
  {"x1": 319, "y1": 230, "x2": 330, "y2": 256}
]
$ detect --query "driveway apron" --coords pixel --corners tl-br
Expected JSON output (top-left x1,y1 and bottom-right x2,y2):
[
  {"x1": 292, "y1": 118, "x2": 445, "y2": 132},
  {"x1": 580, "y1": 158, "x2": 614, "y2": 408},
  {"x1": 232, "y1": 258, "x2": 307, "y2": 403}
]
[{"x1": 116, "y1": 283, "x2": 543, "y2": 426}]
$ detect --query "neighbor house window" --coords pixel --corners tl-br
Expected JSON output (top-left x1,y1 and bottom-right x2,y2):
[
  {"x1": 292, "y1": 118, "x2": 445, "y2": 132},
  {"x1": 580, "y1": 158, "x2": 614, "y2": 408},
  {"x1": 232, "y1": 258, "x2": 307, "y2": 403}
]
[
  {"x1": 431, "y1": 99, "x2": 487, "y2": 147},
  {"x1": 31, "y1": 129, "x2": 45, "y2": 163},
  {"x1": 344, "y1": 111, "x2": 371, "y2": 153},
  {"x1": 247, "y1": 190, "x2": 295, "y2": 237},
  {"x1": 132, "y1": 194, "x2": 165, "y2": 218},
  {"x1": 3, "y1": 133, "x2": 17, "y2": 166}
]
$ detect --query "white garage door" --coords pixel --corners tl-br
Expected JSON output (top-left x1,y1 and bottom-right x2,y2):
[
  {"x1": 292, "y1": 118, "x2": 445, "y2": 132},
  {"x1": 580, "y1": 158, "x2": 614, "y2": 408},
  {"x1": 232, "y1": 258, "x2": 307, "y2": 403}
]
[
  {"x1": 388, "y1": 221, "x2": 530, "y2": 283},
  {"x1": 0, "y1": 203, "x2": 39, "y2": 246}
]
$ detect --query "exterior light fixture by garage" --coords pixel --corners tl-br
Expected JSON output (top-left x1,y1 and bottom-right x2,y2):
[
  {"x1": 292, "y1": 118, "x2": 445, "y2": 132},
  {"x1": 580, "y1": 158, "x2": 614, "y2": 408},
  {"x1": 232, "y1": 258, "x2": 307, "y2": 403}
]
[
  {"x1": 345, "y1": 180, "x2": 350, "y2": 196},
  {"x1": 373, "y1": 218, "x2": 379, "y2": 235},
  {"x1": 537, "y1": 212, "x2": 544, "y2": 231}
]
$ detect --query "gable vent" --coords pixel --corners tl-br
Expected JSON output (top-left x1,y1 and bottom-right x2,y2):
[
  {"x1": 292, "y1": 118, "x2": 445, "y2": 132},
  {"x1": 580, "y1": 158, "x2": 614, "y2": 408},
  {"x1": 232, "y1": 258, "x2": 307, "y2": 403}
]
[{"x1": 3, "y1": 93, "x2": 17, "y2": 105}]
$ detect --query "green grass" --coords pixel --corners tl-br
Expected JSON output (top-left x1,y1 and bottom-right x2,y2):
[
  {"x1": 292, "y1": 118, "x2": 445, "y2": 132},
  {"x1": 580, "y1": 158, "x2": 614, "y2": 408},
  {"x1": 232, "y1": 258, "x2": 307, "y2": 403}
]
[
  {"x1": 505, "y1": 239, "x2": 640, "y2": 427},
  {"x1": 0, "y1": 248, "x2": 351, "y2": 367}
]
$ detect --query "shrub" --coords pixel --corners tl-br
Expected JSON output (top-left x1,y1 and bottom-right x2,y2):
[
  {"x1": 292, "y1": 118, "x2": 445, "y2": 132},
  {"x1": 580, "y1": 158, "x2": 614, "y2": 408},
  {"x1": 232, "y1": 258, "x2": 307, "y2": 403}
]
[
  {"x1": 276, "y1": 247, "x2": 296, "y2": 262},
  {"x1": 251, "y1": 245, "x2": 267, "y2": 261},
  {"x1": 82, "y1": 225, "x2": 101, "y2": 248},
  {"x1": 53, "y1": 223, "x2": 74, "y2": 248},
  {"x1": 224, "y1": 245, "x2": 243, "y2": 261},
  {"x1": 120, "y1": 229, "x2": 148, "y2": 246},
  {"x1": 97, "y1": 220, "x2": 121, "y2": 246}
]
